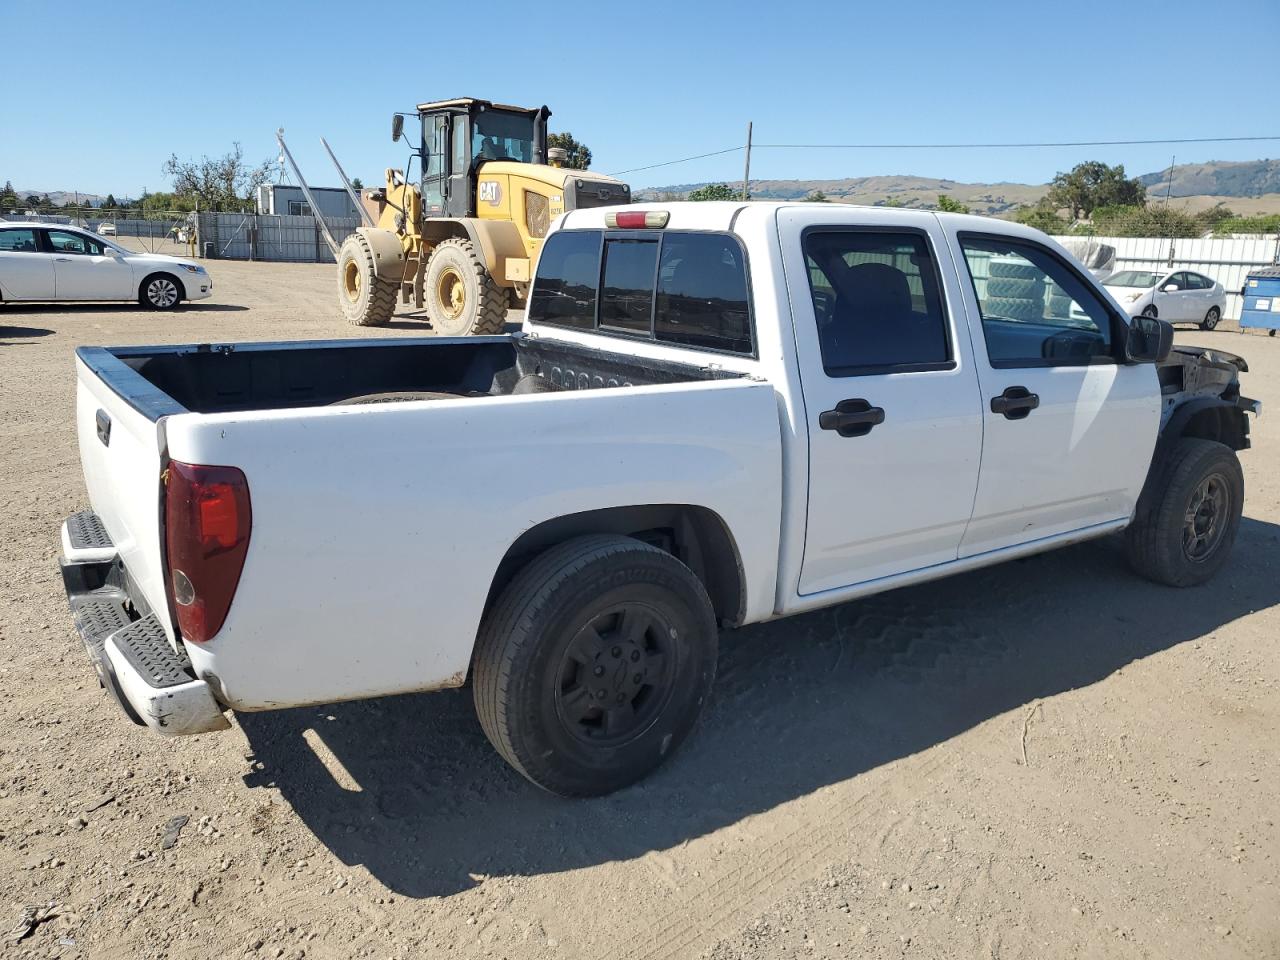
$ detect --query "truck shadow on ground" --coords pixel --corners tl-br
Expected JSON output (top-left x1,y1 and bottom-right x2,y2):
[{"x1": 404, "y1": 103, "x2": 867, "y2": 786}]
[{"x1": 239, "y1": 516, "x2": 1280, "y2": 898}]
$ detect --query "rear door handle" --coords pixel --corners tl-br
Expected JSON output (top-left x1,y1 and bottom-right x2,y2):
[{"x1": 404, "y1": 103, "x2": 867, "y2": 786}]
[
  {"x1": 990, "y1": 385, "x2": 1040, "y2": 420},
  {"x1": 819, "y1": 398, "x2": 885, "y2": 437},
  {"x1": 55, "y1": 257, "x2": 73, "y2": 262}
]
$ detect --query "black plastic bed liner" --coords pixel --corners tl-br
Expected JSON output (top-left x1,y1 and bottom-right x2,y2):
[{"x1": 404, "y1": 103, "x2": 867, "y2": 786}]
[{"x1": 77, "y1": 334, "x2": 743, "y2": 418}]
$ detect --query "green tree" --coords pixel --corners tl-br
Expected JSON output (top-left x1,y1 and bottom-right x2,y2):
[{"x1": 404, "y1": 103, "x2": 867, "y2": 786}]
[
  {"x1": 350, "y1": 177, "x2": 364, "y2": 191},
  {"x1": 1089, "y1": 203, "x2": 1201, "y2": 238},
  {"x1": 1012, "y1": 202, "x2": 1068, "y2": 233},
  {"x1": 936, "y1": 194, "x2": 970, "y2": 213},
  {"x1": 804, "y1": 190, "x2": 829, "y2": 202},
  {"x1": 162, "y1": 143, "x2": 272, "y2": 211},
  {"x1": 687, "y1": 183, "x2": 739, "y2": 202},
  {"x1": 547, "y1": 132, "x2": 592, "y2": 170},
  {"x1": 0, "y1": 181, "x2": 15, "y2": 210},
  {"x1": 103, "y1": 193, "x2": 118, "y2": 209},
  {"x1": 1046, "y1": 161, "x2": 1144, "y2": 221}
]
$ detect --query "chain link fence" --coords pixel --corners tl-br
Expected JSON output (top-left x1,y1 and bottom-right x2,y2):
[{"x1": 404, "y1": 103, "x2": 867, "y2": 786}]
[{"x1": 1, "y1": 208, "x2": 360, "y2": 262}]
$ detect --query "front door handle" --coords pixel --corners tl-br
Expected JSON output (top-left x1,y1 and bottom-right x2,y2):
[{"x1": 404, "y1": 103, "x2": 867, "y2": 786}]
[
  {"x1": 990, "y1": 385, "x2": 1040, "y2": 420},
  {"x1": 55, "y1": 257, "x2": 73, "y2": 262},
  {"x1": 819, "y1": 398, "x2": 885, "y2": 438}
]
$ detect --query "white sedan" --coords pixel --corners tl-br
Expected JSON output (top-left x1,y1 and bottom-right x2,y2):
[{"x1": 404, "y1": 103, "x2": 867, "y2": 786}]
[
  {"x1": 0, "y1": 222, "x2": 210, "y2": 309},
  {"x1": 1102, "y1": 268, "x2": 1226, "y2": 330}
]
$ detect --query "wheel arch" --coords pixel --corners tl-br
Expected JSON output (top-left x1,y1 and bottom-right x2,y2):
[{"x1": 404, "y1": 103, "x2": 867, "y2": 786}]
[
  {"x1": 424, "y1": 218, "x2": 524, "y2": 289},
  {"x1": 1136, "y1": 397, "x2": 1250, "y2": 523},
  {"x1": 483, "y1": 504, "x2": 748, "y2": 630}
]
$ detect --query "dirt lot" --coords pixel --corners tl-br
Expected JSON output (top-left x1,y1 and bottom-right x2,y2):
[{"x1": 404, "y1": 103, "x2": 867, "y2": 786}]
[{"x1": 1, "y1": 250, "x2": 1277, "y2": 960}]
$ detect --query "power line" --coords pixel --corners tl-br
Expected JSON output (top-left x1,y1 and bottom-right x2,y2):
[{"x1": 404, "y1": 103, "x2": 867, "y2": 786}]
[
  {"x1": 753, "y1": 135, "x2": 1280, "y2": 149},
  {"x1": 609, "y1": 146, "x2": 742, "y2": 176}
]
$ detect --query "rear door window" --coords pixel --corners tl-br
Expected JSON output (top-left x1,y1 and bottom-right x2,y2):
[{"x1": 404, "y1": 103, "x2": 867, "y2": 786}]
[
  {"x1": 0, "y1": 228, "x2": 39, "y2": 252},
  {"x1": 802, "y1": 230, "x2": 951, "y2": 375}
]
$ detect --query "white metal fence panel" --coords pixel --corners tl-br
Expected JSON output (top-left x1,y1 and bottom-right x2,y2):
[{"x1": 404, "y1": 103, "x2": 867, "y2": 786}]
[{"x1": 1053, "y1": 234, "x2": 1280, "y2": 320}]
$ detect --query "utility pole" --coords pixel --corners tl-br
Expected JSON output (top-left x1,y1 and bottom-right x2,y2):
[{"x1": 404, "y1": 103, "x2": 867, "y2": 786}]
[{"x1": 741, "y1": 121, "x2": 753, "y2": 201}]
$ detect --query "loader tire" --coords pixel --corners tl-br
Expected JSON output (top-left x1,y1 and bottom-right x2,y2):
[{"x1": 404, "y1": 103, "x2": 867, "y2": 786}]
[
  {"x1": 337, "y1": 233, "x2": 396, "y2": 327},
  {"x1": 425, "y1": 238, "x2": 507, "y2": 337}
]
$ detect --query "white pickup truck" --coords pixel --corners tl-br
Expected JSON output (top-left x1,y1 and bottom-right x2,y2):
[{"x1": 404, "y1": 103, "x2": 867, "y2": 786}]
[{"x1": 61, "y1": 202, "x2": 1259, "y2": 796}]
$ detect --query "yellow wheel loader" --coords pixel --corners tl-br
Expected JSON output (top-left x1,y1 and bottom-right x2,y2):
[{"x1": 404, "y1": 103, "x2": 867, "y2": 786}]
[{"x1": 338, "y1": 98, "x2": 630, "y2": 334}]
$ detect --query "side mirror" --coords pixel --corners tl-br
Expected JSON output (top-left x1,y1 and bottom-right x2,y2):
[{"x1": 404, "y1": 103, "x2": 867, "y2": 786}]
[
  {"x1": 1126, "y1": 314, "x2": 1174, "y2": 363},
  {"x1": 1161, "y1": 283, "x2": 1179, "y2": 292},
  {"x1": 391, "y1": 114, "x2": 404, "y2": 143}
]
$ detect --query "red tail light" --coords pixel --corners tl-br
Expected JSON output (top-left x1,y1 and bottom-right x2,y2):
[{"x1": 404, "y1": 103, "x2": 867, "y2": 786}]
[
  {"x1": 164, "y1": 461, "x2": 251, "y2": 644},
  {"x1": 606, "y1": 210, "x2": 669, "y2": 229}
]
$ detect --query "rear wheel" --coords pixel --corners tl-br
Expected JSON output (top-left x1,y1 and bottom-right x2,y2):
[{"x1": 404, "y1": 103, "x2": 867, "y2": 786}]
[
  {"x1": 337, "y1": 233, "x2": 396, "y2": 326},
  {"x1": 472, "y1": 535, "x2": 718, "y2": 797},
  {"x1": 1126, "y1": 438, "x2": 1243, "y2": 587},
  {"x1": 1200, "y1": 306, "x2": 1221, "y2": 331},
  {"x1": 424, "y1": 238, "x2": 507, "y2": 337},
  {"x1": 139, "y1": 273, "x2": 184, "y2": 310}
]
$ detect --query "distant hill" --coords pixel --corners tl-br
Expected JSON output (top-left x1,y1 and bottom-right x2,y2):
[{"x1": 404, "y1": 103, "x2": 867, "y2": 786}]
[
  {"x1": 637, "y1": 176, "x2": 1045, "y2": 215},
  {"x1": 10, "y1": 189, "x2": 107, "y2": 207},
  {"x1": 639, "y1": 159, "x2": 1280, "y2": 214},
  {"x1": 1137, "y1": 159, "x2": 1280, "y2": 198}
]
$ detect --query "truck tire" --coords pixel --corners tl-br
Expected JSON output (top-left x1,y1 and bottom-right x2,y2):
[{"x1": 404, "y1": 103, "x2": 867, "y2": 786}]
[
  {"x1": 425, "y1": 238, "x2": 507, "y2": 337},
  {"x1": 337, "y1": 233, "x2": 396, "y2": 327},
  {"x1": 985, "y1": 295, "x2": 1042, "y2": 321},
  {"x1": 986, "y1": 276, "x2": 1042, "y2": 299},
  {"x1": 1125, "y1": 438, "x2": 1244, "y2": 587},
  {"x1": 473, "y1": 534, "x2": 718, "y2": 797},
  {"x1": 989, "y1": 259, "x2": 1041, "y2": 281}
]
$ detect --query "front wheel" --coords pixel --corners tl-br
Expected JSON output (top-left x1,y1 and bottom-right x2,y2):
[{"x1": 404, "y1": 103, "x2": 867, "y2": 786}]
[
  {"x1": 424, "y1": 238, "x2": 507, "y2": 337},
  {"x1": 1126, "y1": 438, "x2": 1244, "y2": 587},
  {"x1": 1200, "y1": 306, "x2": 1221, "y2": 331},
  {"x1": 472, "y1": 535, "x2": 718, "y2": 797},
  {"x1": 140, "y1": 273, "x2": 184, "y2": 310}
]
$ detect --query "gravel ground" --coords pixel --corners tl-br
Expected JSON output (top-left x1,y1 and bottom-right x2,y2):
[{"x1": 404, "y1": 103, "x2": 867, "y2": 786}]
[{"x1": 1, "y1": 247, "x2": 1277, "y2": 959}]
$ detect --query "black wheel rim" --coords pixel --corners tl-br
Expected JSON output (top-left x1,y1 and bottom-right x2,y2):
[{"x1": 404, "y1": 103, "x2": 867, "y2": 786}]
[
  {"x1": 1183, "y1": 472, "x2": 1230, "y2": 562},
  {"x1": 554, "y1": 602, "x2": 678, "y2": 746}
]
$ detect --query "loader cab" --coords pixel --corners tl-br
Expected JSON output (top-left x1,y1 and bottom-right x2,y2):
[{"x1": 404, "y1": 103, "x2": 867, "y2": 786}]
[{"x1": 408, "y1": 98, "x2": 550, "y2": 220}]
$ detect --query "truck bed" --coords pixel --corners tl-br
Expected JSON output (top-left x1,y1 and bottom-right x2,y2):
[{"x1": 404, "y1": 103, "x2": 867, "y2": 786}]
[{"x1": 78, "y1": 334, "x2": 741, "y2": 417}]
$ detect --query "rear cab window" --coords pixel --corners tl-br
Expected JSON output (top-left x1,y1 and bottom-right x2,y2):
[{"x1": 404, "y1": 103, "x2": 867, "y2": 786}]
[{"x1": 528, "y1": 228, "x2": 754, "y2": 355}]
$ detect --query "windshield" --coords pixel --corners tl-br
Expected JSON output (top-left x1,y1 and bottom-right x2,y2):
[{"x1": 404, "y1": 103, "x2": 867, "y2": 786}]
[
  {"x1": 472, "y1": 110, "x2": 535, "y2": 164},
  {"x1": 1104, "y1": 270, "x2": 1161, "y2": 288}
]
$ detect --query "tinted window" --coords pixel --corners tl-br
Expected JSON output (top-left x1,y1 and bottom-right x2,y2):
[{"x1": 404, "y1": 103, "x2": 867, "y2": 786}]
[
  {"x1": 47, "y1": 229, "x2": 105, "y2": 256},
  {"x1": 803, "y1": 230, "x2": 950, "y2": 374},
  {"x1": 600, "y1": 236, "x2": 658, "y2": 333},
  {"x1": 527, "y1": 229, "x2": 600, "y2": 329},
  {"x1": 0, "y1": 228, "x2": 38, "y2": 252},
  {"x1": 654, "y1": 233, "x2": 751, "y2": 353},
  {"x1": 1165, "y1": 272, "x2": 1189, "y2": 290},
  {"x1": 960, "y1": 236, "x2": 1114, "y2": 366},
  {"x1": 1187, "y1": 273, "x2": 1209, "y2": 290}
]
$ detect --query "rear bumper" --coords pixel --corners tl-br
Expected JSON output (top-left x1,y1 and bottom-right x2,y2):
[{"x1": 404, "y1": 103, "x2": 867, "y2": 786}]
[{"x1": 59, "y1": 511, "x2": 229, "y2": 737}]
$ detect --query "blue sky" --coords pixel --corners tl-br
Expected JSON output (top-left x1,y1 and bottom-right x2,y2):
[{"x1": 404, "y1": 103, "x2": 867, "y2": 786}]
[{"x1": 2, "y1": 0, "x2": 1278, "y2": 198}]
